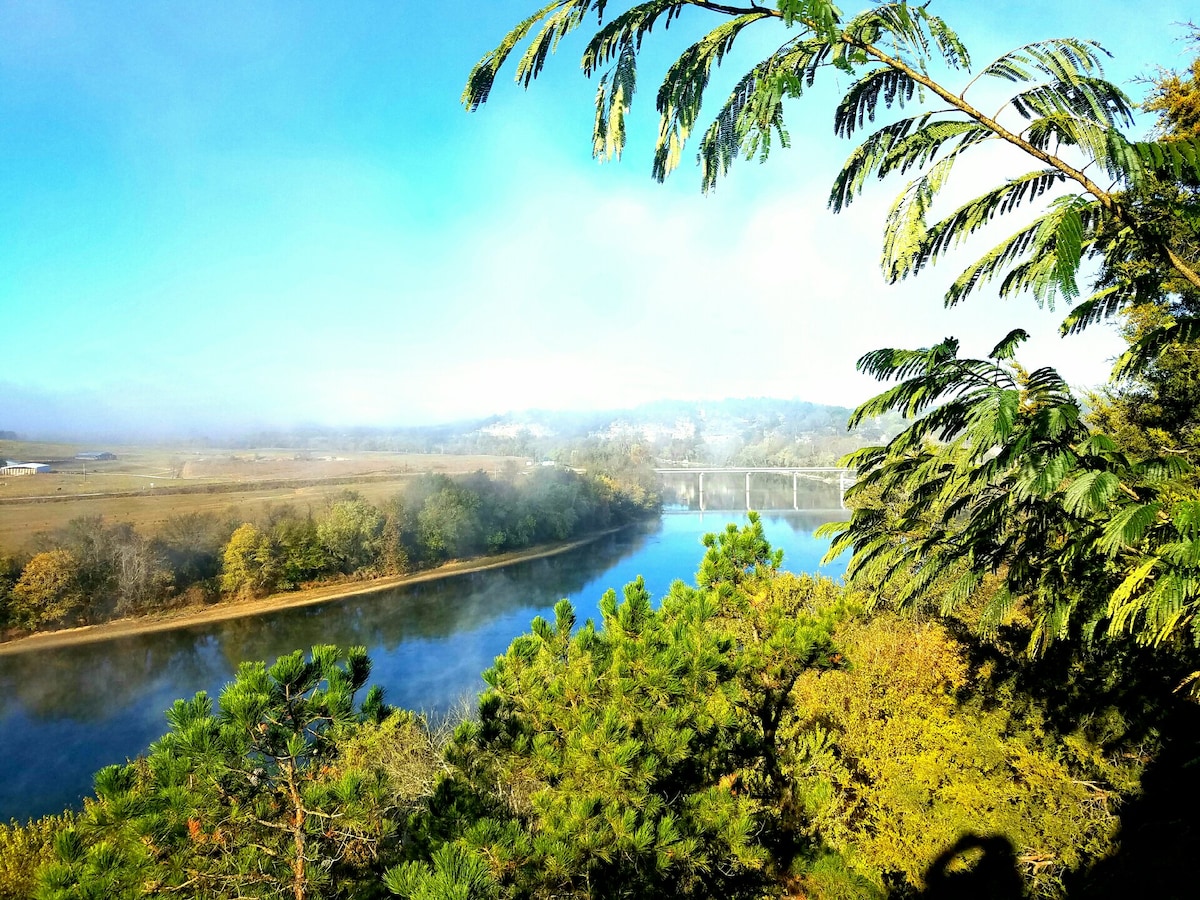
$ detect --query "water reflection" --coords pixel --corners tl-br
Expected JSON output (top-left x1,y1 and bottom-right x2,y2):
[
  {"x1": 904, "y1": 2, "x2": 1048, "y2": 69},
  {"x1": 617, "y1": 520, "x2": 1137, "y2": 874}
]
[{"x1": 0, "y1": 510, "x2": 845, "y2": 821}]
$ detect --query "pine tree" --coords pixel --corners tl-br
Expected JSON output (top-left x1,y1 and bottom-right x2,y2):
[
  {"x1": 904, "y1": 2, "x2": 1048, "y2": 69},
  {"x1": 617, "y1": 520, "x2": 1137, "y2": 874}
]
[
  {"x1": 390, "y1": 517, "x2": 843, "y2": 899},
  {"x1": 37, "y1": 645, "x2": 394, "y2": 900}
]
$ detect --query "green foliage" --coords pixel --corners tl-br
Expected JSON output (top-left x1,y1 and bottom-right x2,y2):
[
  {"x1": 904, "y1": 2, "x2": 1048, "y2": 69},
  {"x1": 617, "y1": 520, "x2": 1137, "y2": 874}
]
[
  {"x1": 819, "y1": 331, "x2": 1200, "y2": 653},
  {"x1": 384, "y1": 843, "x2": 498, "y2": 900},
  {"x1": 219, "y1": 521, "x2": 278, "y2": 597},
  {"x1": 466, "y1": 2, "x2": 1200, "y2": 365},
  {"x1": 272, "y1": 513, "x2": 330, "y2": 588},
  {"x1": 464, "y1": 580, "x2": 771, "y2": 896},
  {"x1": 1085, "y1": 44, "x2": 1200, "y2": 470},
  {"x1": 1091, "y1": 305, "x2": 1200, "y2": 462},
  {"x1": 318, "y1": 494, "x2": 387, "y2": 574},
  {"x1": 417, "y1": 480, "x2": 484, "y2": 563},
  {"x1": 14, "y1": 538, "x2": 1165, "y2": 899},
  {"x1": 696, "y1": 511, "x2": 783, "y2": 594},
  {"x1": 0, "y1": 555, "x2": 22, "y2": 628},
  {"x1": 37, "y1": 645, "x2": 394, "y2": 900}
]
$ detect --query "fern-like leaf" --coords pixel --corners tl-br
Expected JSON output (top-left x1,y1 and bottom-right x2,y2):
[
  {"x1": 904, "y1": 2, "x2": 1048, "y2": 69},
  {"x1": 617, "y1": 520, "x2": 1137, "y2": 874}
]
[
  {"x1": 833, "y1": 67, "x2": 918, "y2": 138},
  {"x1": 1113, "y1": 317, "x2": 1200, "y2": 379},
  {"x1": 581, "y1": 1, "x2": 684, "y2": 76},
  {"x1": 1098, "y1": 502, "x2": 1164, "y2": 556},
  {"x1": 978, "y1": 38, "x2": 1111, "y2": 85},
  {"x1": 463, "y1": 1, "x2": 579, "y2": 110},
  {"x1": 653, "y1": 14, "x2": 765, "y2": 182}
]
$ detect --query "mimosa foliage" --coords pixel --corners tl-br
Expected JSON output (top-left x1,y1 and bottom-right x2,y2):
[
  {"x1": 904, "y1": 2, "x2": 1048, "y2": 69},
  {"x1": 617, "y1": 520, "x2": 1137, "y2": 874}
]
[
  {"x1": 466, "y1": 1, "x2": 1200, "y2": 371},
  {"x1": 818, "y1": 331, "x2": 1200, "y2": 652}
]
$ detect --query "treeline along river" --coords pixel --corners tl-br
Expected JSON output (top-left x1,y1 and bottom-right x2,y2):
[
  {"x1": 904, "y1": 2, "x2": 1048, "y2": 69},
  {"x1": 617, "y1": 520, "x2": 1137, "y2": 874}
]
[{"x1": 1, "y1": 478, "x2": 845, "y2": 821}]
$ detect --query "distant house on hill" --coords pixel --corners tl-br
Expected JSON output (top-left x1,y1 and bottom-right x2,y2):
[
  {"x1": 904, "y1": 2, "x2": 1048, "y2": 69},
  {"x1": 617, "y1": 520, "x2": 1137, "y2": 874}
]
[
  {"x1": 0, "y1": 462, "x2": 51, "y2": 475},
  {"x1": 75, "y1": 451, "x2": 116, "y2": 461}
]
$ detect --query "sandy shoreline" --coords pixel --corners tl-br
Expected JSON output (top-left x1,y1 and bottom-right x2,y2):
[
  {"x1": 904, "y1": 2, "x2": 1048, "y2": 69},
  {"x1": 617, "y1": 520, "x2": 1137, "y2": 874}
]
[{"x1": 0, "y1": 528, "x2": 626, "y2": 656}]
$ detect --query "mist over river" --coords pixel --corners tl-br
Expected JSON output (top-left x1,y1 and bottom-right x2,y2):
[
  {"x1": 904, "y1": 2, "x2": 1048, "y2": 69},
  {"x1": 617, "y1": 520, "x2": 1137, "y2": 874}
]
[{"x1": 1, "y1": 478, "x2": 846, "y2": 821}]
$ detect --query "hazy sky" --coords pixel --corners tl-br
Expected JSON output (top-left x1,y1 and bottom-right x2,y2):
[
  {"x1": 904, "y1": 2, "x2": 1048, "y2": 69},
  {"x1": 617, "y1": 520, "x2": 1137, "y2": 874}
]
[{"x1": 0, "y1": 1, "x2": 1193, "y2": 438}]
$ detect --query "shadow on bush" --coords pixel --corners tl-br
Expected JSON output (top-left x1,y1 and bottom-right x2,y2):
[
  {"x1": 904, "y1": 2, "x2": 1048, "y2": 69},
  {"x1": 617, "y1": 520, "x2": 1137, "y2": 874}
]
[
  {"x1": 1062, "y1": 699, "x2": 1200, "y2": 899},
  {"x1": 902, "y1": 833, "x2": 1024, "y2": 900}
]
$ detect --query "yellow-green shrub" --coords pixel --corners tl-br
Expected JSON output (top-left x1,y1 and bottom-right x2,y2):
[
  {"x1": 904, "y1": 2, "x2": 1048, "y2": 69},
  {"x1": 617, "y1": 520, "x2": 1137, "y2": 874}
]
[
  {"x1": 786, "y1": 614, "x2": 1122, "y2": 895},
  {"x1": 0, "y1": 813, "x2": 74, "y2": 900}
]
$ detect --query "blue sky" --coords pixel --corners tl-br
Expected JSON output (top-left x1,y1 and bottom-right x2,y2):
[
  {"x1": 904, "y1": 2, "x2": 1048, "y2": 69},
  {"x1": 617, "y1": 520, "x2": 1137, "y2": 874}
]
[{"x1": 0, "y1": 1, "x2": 1194, "y2": 438}]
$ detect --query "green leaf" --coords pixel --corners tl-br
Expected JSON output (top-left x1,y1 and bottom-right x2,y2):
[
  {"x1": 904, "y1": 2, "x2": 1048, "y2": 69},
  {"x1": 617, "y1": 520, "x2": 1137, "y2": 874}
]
[
  {"x1": 463, "y1": 1, "x2": 579, "y2": 110},
  {"x1": 1098, "y1": 502, "x2": 1164, "y2": 556},
  {"x1": 1062, "y1": 471, "x2": 1121, "y2": 516}
]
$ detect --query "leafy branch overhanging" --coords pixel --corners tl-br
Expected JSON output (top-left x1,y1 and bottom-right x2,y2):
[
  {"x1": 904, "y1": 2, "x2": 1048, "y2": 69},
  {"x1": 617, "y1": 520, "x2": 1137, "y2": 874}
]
[{"x1": 464, "y1": 1, "x2": 1200, "y2": 370}]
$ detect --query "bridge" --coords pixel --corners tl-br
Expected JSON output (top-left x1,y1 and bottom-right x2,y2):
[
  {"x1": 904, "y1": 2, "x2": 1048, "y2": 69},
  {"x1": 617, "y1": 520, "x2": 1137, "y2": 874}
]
[{"x1": 654, "y1": 466, "x2": 856, "y2": 510}]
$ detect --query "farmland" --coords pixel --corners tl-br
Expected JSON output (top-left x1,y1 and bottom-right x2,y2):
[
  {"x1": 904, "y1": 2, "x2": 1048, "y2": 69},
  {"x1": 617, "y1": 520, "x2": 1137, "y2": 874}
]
[{"x1": 0, "y1": 442, "x2": 525, "y2": 555}]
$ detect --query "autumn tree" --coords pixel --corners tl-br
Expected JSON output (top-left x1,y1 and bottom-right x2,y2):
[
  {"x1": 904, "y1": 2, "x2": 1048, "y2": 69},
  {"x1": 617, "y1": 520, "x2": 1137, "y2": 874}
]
[
  {"x1": 9, "y1": 550, "x2": 87, "y2": 629},
  {"x1": 1145, "y1": 31, "x2": 1200, "y2": 142},
  {"x1": 786, "y1": 613, "x2": 1128, "y2": 893},
  {"x1": 220, "y1": 522, "x2": 279, "y2": 598},
  {"x1": 154, "y1": 512, "x2": 231, "y2": 595},
  {"x1": 38, "y1": 518, "x2": 173, "y2": 619},
  {"x1": 0, "y1": 815, "x2": 73, "y2": 900}
]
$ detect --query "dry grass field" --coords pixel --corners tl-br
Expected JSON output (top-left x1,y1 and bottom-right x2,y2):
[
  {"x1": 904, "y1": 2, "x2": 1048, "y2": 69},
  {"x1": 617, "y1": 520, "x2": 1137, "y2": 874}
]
[{"x1": 0, "y1": 442, "x2": 525, "y2": 555}]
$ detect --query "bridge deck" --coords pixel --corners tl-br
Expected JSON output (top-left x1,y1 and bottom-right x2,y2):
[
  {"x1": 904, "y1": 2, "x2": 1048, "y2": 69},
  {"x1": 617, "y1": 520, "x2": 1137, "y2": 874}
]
[{"x1": 654, "y1": 467, "x2": 852, "y2": 475}]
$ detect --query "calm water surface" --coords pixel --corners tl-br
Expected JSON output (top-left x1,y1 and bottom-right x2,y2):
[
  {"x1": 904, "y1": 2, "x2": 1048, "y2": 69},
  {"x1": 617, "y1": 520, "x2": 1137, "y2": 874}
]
[{"x1": 1, "y1": 495, "x2": 846, "y2": 820}]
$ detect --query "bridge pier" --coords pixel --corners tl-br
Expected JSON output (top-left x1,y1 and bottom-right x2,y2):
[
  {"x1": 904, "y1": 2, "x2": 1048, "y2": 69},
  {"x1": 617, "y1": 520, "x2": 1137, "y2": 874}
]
[
  {"x1": 746, "y1": 471, "x2": 751, "y2": 510},
  {"x1": 793, "y1": 472, "x2": 798, "y2": 510},
  {"x1": 699, "y1": 471, "x2": 704, "y2": 511}
]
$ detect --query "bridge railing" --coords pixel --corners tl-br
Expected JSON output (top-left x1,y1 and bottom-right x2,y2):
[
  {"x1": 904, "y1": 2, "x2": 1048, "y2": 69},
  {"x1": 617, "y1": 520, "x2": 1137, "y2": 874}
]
[{"x1": 655, "y1": 467, "x2": 856, "y2": 511}]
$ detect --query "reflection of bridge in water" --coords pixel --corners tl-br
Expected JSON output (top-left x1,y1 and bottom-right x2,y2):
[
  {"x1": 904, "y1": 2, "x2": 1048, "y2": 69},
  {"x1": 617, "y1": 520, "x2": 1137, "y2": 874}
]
[{"x1": 655, "y1": 467, "x2": 856, "y2": 511}]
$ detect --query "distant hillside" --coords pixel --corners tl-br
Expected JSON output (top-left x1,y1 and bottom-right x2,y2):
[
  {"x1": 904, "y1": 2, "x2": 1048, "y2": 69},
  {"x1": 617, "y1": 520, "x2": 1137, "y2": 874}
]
[{"x1": 219, "y1": 398, "x2": 904, "y2": 468}]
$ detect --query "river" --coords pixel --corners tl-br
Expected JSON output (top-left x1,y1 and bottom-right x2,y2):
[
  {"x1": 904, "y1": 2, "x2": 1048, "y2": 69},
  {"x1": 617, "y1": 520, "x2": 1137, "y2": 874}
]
[{"x1": 0, "y1": 479, "x2": 847, "y2": 821}]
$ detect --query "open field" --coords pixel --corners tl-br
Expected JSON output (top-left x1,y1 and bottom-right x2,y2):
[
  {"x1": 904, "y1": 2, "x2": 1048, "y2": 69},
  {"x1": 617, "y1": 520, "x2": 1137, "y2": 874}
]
[{"x1": 0, "y1": 443, "x2": 525, "y2": 554}]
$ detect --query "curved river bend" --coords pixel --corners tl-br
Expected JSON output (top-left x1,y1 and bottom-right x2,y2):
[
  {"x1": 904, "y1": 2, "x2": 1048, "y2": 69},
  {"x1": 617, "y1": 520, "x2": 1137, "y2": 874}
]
[{"x1": 1, "y1": 501, "x2": 847, "y2": 821}]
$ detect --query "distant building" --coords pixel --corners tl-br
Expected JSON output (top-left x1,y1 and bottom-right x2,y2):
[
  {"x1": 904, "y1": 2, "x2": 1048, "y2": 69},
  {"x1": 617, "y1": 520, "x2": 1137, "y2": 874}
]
[
  {"x1": 0, "y1": 463, "x2": 51, "y2": 476},
  {"x1": 75, "y1": 451, "x2": 116, "y2": 461}
]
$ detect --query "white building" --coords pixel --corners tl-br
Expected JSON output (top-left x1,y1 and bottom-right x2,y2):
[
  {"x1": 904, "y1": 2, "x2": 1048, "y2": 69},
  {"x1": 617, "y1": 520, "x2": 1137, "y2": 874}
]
[{"x1": 0, "y1": 462, "x2": 51, "y2": 475}]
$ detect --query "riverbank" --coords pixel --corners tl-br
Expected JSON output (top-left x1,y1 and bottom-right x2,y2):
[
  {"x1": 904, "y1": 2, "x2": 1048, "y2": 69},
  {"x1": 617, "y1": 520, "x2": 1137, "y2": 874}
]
[{"x1": 0, "y1": 528, "x2": 627, "y2": 656}]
